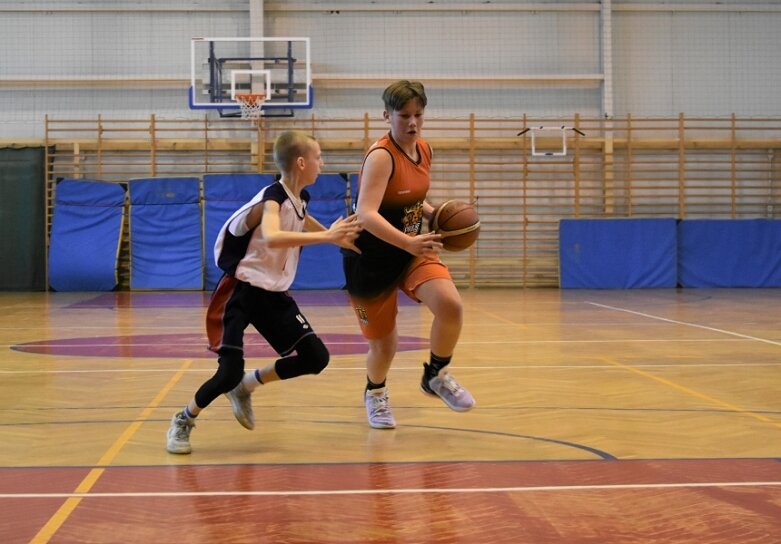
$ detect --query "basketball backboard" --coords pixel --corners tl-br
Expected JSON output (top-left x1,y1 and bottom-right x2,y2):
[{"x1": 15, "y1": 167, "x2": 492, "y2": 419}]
[
  {"x1": 189, "y1": 37, "x2": 312, "y2": 117},
  {"x1": 517, "y1": 126, "x2": 586, "y2": 157}
]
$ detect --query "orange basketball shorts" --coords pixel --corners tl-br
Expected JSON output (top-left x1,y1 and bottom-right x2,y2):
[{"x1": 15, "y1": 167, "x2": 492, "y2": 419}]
[{"x1": 348, "y1": 257, "x2": 452, "y2": 340}]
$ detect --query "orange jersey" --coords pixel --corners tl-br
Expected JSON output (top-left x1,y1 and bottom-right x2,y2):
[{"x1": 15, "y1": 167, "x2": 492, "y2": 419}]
[
  {"x1": 368, "y1": 132, "x2": 431, "y2": 235},
  {"x1": 344, "y1": 132, "x2": 433, "y2": 298}
]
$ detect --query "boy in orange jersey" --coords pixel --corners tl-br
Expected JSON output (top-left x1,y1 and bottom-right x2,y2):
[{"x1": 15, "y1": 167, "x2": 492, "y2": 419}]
[{"x1": 342, "y1": 80, "x2": 475, "y2": 429}]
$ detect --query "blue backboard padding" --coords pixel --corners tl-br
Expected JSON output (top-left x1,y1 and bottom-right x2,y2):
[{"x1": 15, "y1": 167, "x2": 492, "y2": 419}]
[
  {"x1": 203, "y1": 174, "x2": 274, "y2": 290},
  {"x1": 129, "y1": 177, "x2": 202, "y2": 289},
  {"x1": 292, "y1": 174, "x2": 348, "y2": 289},
  {"x1": 49, "y1": 179, "x2": 125, "y2": 291},
  {"x1": 678, "y1": 219, "x2": 781, "y2": 287},
  {"x1": 559, "y1": 218, "x2": 677, "y2": 288}
]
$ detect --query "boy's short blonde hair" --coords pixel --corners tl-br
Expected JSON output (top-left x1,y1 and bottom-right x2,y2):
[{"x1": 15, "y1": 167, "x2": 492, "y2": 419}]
[{"x1": 273, "y1": 131, "x2": 316, "y2": 172}]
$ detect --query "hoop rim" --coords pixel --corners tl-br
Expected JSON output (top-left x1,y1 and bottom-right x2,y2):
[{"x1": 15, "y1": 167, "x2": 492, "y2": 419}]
[{"x1": 235, "y1": 92, "x2": 267, "y2": 102}]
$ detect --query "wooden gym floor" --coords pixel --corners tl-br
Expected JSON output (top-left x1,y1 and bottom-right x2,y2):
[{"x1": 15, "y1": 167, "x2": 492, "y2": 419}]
[{"x1": 1, "y1": 288, "x2": 780, "y2": 543}]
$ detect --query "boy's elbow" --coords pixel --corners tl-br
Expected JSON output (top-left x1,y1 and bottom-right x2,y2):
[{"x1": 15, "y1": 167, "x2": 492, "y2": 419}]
[{"x1": 261, "y1": 230, "x2": 286, "y2": 247}]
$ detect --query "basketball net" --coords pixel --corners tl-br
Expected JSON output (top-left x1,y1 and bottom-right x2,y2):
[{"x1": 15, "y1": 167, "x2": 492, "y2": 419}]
[{"x1": 235, "y1": 93, "x2": 266, "y2": 119}]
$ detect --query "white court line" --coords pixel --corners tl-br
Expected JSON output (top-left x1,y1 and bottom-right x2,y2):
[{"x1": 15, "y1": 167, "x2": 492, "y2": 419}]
[
  {"x1": 4, "y1": 480, "x2": 781, "y2": 499},
  {"x1": 3, "y1": 362, "x2": 781, "y2": 374},
  {"x1": 1, "y1": 319, "x2": 743, "y2": 333},
  {"x1": 2, "y1": 362, "x2": 781, "y2": 375},
  {"x1": 0, "y1": 338, "x2": 759, "y2": 350},
  {"x1": 587, "y1": 302, "x2": 781, "y2": 347},
  {"x1": 0, "y1": 338, "x2": 748, "y2": 346}
]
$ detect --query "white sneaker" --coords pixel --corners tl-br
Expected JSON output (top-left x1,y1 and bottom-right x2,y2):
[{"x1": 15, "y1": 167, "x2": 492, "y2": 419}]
[
  {"x1": 421, "y1": 363, "x2": 476, "y2": 412},
  {"x1": 364, "y1": 388, "x2": 396, "y2": 429},
  {"x1": 225, "y1": 382, "x2": 255, "y2": 430},
  {"x1": 166, "y1": 412, "x2": 194, "y2": 454}
]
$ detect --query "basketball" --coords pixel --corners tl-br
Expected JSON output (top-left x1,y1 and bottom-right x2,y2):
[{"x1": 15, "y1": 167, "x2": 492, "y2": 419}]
[{"x1": 429, "y1": 200, "x2": 480, "y2": 251}]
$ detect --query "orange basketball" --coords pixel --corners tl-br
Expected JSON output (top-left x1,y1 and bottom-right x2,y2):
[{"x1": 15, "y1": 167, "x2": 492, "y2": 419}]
[{"x1": 429, "y1": 200, "x2": 480, "y2": 251}]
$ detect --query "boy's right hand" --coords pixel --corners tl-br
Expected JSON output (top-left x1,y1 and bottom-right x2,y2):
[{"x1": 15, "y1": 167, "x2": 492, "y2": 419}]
[
  {"x1": 328, "y1": 215, "x2": 363, "y2": 253},
  {"x1": 406, "y1": 232, "x2": 443, "y2": 259}
]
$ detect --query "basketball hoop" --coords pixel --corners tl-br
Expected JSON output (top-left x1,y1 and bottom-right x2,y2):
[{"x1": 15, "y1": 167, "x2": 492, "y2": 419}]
[{"x1": 235, "y1": 93, "x2": 266, "y2": 119}]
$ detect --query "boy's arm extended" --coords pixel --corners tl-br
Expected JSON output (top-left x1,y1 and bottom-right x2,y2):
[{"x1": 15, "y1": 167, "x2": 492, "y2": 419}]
[{"x1": 247, "y1": 200, "x2": 361, "y2": 251}]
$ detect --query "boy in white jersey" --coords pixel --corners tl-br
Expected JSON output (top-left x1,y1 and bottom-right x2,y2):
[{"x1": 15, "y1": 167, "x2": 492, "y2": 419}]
[{"x1": 167, "y1": 131, "x2": 361, "y2": 454}]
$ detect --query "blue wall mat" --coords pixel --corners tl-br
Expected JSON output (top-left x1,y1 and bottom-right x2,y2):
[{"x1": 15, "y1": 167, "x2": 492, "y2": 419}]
[
  {"x1": 679, "y1": 219, "x2": 781, "y2": 287},
  {"x1": 348, "y1": 173, "x2": 359, "y2": 213},
  {"x1": 129, "y1": 177, "x2": 202, "y2": 290},
  {"x1": 559, "y1": 218, "x2": 678, "y2": 288},
  {"x1": 203, "y1": 173, "x2": 275, "y2": 290},
  {"x1": 49, "y1": 179, "x2": 125, "y2": 291},
  {"x1": 292, "y1": 173, "x2": 349, "y2": 289}
]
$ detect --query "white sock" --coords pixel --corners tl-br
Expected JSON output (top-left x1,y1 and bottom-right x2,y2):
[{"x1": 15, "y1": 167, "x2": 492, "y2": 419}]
[{"x1": 241, "y1": 369, "x2": 263, "y2": 393}]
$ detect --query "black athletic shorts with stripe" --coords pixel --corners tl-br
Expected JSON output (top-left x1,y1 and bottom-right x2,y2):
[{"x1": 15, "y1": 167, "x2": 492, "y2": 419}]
[{"x1": 206, "y1": 275, "x2": 314, "y2": 356}]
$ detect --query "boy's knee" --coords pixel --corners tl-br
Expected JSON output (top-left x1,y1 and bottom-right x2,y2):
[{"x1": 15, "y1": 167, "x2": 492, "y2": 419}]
[
  {"x1": 298, "y1": 335, "x2": 330, "y2": 374},
  {"x1": 217, "y1": 349, "x2": 245, "y2": 390},
  {"x1": 438, "y1": 296, "x2": 463, "y2": 322}
]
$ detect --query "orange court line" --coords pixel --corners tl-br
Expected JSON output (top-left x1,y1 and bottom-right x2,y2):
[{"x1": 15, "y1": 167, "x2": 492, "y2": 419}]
[
  {"x1": 599, "y1": 356, "x2": 781, "y2": 430},
  {"x1": 29, "y1": 358, "x2": 194, "y2": 544}
]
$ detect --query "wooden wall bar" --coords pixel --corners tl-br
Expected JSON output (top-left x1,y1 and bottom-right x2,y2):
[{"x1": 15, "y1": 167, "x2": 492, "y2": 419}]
[{"x1": 34, "y1": 114, "x2": 781, "y2": 288}]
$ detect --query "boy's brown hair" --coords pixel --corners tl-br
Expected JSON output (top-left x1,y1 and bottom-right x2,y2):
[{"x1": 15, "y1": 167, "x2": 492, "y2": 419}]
[{"x1": 382, "y1": 80, "x2": 427, "y2": 112}]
